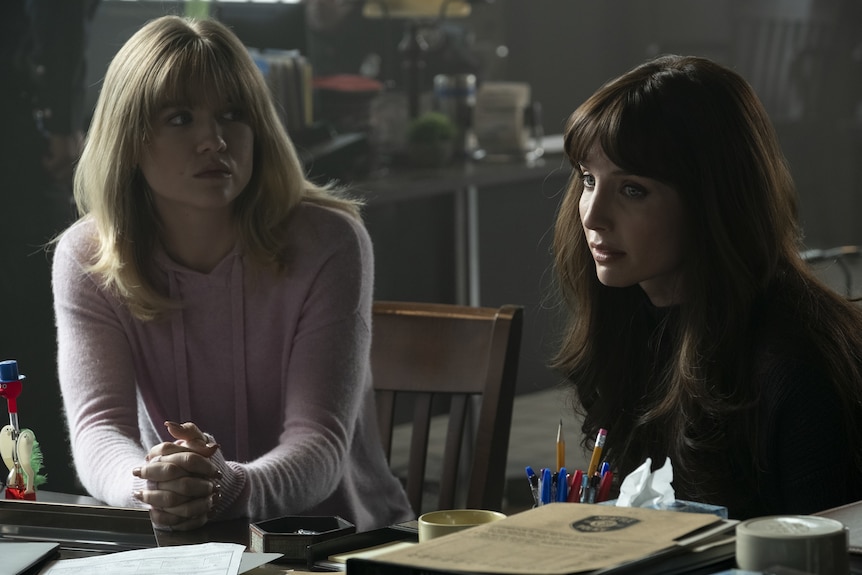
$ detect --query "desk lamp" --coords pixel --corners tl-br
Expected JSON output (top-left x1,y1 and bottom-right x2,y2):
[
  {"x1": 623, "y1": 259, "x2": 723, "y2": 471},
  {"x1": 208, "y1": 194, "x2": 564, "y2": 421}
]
[{"x1": 362, "y1": 0, "x2": 483, "y2": 119}]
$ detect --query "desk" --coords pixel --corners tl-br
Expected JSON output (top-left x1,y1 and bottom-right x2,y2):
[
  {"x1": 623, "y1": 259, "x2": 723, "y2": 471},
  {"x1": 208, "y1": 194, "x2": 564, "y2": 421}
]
[
  {"x1": 1, "y1": 493, "x2": 421, "y2": 574},
  {"x1": 0, "y1": 492, "x2": 156, "y2": 557},
  {"x1": 18, "y1": 493, "x2": 251, "y2": 548},
  {"x1": 0, "y1": 492, "x2": 303, "y2": 573},
  {"x1": 9, "y1": 494, "x2": 862, "y2": 574}
]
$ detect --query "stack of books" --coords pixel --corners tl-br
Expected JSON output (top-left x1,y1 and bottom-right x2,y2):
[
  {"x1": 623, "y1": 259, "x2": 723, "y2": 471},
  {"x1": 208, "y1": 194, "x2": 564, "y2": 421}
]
[{"x1": 250, "y1": 49, "x2": 313, "y2": 137}]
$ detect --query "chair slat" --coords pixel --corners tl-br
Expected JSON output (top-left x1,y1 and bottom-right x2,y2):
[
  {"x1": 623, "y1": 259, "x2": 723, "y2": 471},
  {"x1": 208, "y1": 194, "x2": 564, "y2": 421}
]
[
  {"x1": 375, "y1": 390, "x2": 396, "y2": 461},
  {"x1": 406, "y1": 392, "x2": 433, "y2": 516},
  {"x1": 438, "y1": 394, "x2": 469, "y2": 509}
]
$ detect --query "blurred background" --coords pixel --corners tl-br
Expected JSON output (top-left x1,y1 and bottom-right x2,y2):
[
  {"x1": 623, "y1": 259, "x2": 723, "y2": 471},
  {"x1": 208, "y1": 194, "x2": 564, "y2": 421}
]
[
  {"x1": 3, "y1": 0, "x2": 862, "y2": 496},
  {"x1": 82, "y1": 0, "x2": 862, "y2": 247}
]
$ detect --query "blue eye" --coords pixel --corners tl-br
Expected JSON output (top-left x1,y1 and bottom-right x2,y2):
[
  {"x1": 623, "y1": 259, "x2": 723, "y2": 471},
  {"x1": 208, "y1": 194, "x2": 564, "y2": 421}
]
[
  {"x1": 581, "y1": 173, "x2": 596, "y2": 188},
  {"x1": 221, "y1": 107, "x2": 246, "y2": 122},
  {"x1": 622, "y1": 185, "x2": 646, "y2": 198},
  {"x1": 167, "y1": 111, "x2": 192, "y2": 126}
]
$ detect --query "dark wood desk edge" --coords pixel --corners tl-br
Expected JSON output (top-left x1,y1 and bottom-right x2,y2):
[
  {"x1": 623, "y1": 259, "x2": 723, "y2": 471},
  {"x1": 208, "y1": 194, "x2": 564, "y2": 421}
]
[
  {"x1": 5, "y1": 491, "x2": 250, "y2": 549},
  {"x1": 37, "y1": 490, "x2": 105, "y2": 506}
]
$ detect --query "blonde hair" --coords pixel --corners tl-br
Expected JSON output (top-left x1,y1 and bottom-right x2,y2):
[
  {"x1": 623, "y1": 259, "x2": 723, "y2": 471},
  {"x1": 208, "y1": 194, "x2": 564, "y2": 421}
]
[{"x1": 72, "y1": 15, "x2": 359, "y2": 320}]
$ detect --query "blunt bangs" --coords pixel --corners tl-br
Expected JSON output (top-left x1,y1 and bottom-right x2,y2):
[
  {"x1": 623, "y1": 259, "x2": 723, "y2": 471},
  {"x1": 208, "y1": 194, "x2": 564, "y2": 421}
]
[
  {"x1": 565, "y1": 67, "x2": 697, "y2": 192},
  {"x1": 141, "y1": 24, "x2": 261, "y2": 132}
]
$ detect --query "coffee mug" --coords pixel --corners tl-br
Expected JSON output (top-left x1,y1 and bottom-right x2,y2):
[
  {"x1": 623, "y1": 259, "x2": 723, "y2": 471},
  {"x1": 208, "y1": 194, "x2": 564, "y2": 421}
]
[
  {"x1": 417, "y1": 509, "x2": 507, "y2": 542},
  {"x1": 736, "y1": 515, "x2": 849, "y2": 575}
]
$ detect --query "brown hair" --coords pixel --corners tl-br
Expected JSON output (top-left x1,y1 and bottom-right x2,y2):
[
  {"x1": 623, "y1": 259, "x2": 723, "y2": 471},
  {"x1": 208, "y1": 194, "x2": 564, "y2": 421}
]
[{"x1": 553, "y1": 54, "x2": 862, "y2": 502}]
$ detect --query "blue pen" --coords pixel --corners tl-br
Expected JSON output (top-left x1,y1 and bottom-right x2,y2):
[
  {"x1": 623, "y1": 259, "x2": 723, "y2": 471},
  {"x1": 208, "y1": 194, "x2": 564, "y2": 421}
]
[
  {"x1": 525, "y1": 466, "x2": 540, "y2": 507},
  {"x1": 578, "y1": 473, "x2": 590, "y2": 503},
  {"x1": 555, "y1": 467, "x2": 568, "y2": 502},
  {"x1": 540, "y1": 468, "x2": 552, "y2": 505},
  {"x1": 600, "y1": 461, "x2": 610, "y2": 477},
  {"x1": 587, "y1": 473, "x2": 600, "y2": 504},
  {"x1": 536, "y1": 468, "x2": 546, "y2": 505}
]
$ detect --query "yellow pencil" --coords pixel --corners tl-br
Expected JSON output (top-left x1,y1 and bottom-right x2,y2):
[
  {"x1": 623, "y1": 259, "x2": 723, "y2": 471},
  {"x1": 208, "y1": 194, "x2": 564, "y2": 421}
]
[
  {"x1": 586, "y1": 428, "x2": 607, "y2": 478},
  {"x1": 556, "y1": 419, "x2": 565, "y2": 471}
]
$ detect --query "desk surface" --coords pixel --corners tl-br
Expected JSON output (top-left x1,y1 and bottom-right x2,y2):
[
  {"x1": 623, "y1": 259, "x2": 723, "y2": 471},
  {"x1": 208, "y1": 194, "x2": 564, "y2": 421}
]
[
  {"x1": 0, "y1": 492, "x2": 306, "y2": 573},
  {"x1": 2, "y1": 492, "x2": 418, "y2": 573},
  {"x1": 353, "y1": 154, "x2": 569, "y2": 203},
  {"x1": 11, "y1": 493, "x2": 862, "y2": 575},
  {"x1": 35, "y1": 491, "x2": 250, "y2": 546},
  {"x1": 37, "y1": 490, "x2": 103, "y2": 506}
]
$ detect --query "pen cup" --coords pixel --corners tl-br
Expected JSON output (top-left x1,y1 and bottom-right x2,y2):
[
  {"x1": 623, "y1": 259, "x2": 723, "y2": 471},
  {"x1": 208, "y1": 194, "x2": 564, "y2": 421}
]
[{"x1": 418, "y1": 509, "x2": 506, "y2": 542}]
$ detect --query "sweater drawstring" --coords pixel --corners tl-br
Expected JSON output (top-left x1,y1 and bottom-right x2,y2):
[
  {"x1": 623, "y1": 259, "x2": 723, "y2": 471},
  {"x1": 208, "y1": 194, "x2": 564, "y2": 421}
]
[
  {"x1": 169, "y1": 272, "x2": 192, "y2": 423},
  {"x1": 231, "y1": 257, "x2": 249, "y2": 462},
  {"x1": 166, "y1": 249, "x2": 249, "y2": 460}
]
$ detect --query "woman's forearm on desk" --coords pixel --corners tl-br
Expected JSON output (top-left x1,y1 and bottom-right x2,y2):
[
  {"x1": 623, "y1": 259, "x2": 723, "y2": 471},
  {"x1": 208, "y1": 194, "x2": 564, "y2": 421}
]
[{"x1": 53, "y1": 230, "x2": 149, "y2": 508}]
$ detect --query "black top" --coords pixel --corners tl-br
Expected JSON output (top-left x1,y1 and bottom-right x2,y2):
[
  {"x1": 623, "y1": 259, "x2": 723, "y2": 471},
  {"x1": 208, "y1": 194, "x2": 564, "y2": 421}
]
[
  {"x1": 727, "y1": 301, "x2": 862, "y2": 518},
  {"x1": 616, "y1": 292, "x2": 862, "y2": 520}
]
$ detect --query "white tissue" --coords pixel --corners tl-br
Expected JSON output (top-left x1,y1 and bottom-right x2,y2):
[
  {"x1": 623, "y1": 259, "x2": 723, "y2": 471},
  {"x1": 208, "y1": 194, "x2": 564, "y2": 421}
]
[{"x1": 615, "y1": 456, "x2": 675, "y2": 508}]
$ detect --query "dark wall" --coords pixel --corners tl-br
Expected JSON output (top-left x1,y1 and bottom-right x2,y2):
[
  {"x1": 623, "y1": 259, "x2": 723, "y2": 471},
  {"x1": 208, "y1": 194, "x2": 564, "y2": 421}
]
[
  {"x1": 497, "y1": 0, "x2": 862, "y2": 248},
  {"x1": 501, "y1": 0, "x2": 732, "y2": 135}
]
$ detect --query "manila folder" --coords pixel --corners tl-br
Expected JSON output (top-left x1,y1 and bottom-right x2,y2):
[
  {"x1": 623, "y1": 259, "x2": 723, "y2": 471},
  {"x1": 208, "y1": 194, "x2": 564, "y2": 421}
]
[{"x1": 351, "y1": 503, "x2": 722, "y2": 575}]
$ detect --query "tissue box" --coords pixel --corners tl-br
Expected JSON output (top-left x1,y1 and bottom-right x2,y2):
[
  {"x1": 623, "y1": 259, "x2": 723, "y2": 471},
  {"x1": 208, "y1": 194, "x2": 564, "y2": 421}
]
[
  {"x1": 600, "y1": 499, "x2": 728, "y2": 519},
  {"x1": 248, "y1": 515, "x2": 355, "y2": 561}
]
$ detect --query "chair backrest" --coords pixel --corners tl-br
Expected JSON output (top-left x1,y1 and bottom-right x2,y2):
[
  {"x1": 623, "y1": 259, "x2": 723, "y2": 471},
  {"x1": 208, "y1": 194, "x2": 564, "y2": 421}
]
[{"x1": 371, "y1": 301, "x2": 524, "y2": 516}]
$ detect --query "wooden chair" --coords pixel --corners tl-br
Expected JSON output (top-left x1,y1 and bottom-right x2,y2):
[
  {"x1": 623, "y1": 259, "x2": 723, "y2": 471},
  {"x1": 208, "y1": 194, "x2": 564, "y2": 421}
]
[{"x1": 371, "y1": 301, "x2": 524, "y2": 516}]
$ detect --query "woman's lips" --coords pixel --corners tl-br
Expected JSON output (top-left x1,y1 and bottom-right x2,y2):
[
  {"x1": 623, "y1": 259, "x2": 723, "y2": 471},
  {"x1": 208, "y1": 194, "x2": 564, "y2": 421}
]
[
  {"x1": 195, "y1": 169, "x2": 231, "y2": 178},
  {"x1": 195, "y1": 162, "x2": 232, "y2": 178},
  {"x1": 590, "y1": 244, "x2": 625, "y2": 262}
]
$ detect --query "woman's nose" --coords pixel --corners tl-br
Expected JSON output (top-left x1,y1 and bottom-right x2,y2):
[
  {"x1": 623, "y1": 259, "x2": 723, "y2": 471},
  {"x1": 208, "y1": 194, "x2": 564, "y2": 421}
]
[
  {"x1": 580, "y1": 187, "x2": 610, "y2": 230},
  {"x1": 197, "y1": 119, "x2": 227, "y2": 153}
]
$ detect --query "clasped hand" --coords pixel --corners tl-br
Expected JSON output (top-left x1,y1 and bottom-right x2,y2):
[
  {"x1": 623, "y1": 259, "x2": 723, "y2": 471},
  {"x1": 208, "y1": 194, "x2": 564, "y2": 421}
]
[{"x1": 132, "y1": 421, "x2": 221, "y2": 531}]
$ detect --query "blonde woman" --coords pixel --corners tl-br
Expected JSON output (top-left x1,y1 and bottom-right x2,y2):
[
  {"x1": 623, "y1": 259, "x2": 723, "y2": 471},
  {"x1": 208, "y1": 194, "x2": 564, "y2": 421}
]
[{"x1": 52, "y1": 15, "x2": 412, "y2": 531}]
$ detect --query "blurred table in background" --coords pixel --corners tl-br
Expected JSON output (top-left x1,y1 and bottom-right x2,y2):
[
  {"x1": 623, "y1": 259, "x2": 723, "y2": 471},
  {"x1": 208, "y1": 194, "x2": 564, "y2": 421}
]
[{"x1": 354, "y1": 145, "x2": 567, "y2": 307}]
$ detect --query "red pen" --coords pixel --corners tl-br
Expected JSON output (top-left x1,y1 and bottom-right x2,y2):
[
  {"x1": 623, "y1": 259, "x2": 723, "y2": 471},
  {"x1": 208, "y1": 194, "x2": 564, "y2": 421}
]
[
  {"x1": 597, "y1": 470, "x2": 614, "y2": 503},
  {"x1": 567, "y1": 469, "x2": 583, "y2": 502}
]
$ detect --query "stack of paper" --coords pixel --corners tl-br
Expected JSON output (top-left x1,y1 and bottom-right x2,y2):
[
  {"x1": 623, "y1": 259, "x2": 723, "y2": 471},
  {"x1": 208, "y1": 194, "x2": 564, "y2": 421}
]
[
  {"x1": 347, "y1": 503, "x2": 737, "y2": 575},
  {"x1": 37, "y1": 542, "x2": 281, "y2": 575}
]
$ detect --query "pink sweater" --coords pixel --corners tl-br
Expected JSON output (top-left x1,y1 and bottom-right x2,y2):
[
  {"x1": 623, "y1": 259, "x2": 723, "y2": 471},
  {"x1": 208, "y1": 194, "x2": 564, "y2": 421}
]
[{"x1": 52, "y1": 202, "x2": 413, "y2": 531}]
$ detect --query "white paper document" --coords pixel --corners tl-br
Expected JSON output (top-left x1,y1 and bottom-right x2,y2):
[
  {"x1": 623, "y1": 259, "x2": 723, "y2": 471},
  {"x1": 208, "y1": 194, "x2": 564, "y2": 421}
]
[{"x1": 39, "y1": 542, "x2": 245, "y2": 575}]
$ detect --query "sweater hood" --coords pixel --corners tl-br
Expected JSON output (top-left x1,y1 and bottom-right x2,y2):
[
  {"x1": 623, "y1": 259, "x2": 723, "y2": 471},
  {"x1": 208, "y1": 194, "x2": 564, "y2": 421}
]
[{"x1": 153, "y1": 243, "x2": 251, "y2": 461}]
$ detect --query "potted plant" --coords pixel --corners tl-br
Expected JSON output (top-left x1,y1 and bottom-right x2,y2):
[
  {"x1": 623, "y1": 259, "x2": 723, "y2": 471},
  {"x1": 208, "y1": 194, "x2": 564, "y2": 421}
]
[{"x1": 406, "y1": 111, "x2": 456, "y2": 168}]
